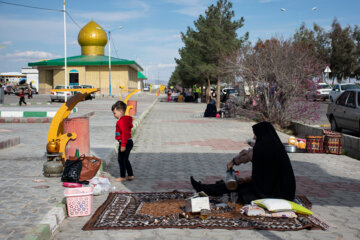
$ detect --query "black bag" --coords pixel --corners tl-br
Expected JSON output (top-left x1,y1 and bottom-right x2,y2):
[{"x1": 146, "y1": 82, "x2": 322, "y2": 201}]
[{"x1": 61, "y1": 155, "x2": 84, "y2": 183}]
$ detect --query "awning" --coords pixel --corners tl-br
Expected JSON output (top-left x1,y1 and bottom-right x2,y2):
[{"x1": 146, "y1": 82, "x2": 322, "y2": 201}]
[{"x1": 137, "y1": 71, "x2": 147, "y2": 80}]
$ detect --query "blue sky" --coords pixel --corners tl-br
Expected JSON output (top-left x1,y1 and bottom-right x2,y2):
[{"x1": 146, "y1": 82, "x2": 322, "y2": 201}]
[{"x1": 0, "y1": 0, "x2": 359, "y2": 83}]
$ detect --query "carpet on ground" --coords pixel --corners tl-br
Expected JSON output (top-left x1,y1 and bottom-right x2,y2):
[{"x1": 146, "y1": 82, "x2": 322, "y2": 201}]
[{"x1": 82, "y1": 191, "x2": 328, "y2": 231}]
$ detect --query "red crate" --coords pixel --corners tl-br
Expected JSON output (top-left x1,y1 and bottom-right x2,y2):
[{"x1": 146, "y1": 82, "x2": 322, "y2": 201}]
[
  {"x1": 306, "y1": 136, "x2": 323, "y2": 153},
  {"x1": 323, "y1": 130, "x2": 342, "y2": 155}
]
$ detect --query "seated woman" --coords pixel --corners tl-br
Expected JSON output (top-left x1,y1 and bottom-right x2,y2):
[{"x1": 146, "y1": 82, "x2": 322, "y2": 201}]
[
  {"x1": 204, "y1": 99, "x2": 217, "y2": 117},
  {"x1": 191, "y1": 121, "x2": 296, "y2": 204}
]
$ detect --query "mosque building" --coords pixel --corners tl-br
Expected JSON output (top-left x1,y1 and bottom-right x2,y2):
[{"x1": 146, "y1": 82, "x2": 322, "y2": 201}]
[{"x1": 28, "y1": 20, "x2": 147, "y2": 95}]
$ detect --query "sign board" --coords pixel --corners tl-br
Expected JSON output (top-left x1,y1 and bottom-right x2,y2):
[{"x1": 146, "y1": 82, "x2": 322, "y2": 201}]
[{"x1": 324, "y1": 66, "x2": 331, "y2": 73}]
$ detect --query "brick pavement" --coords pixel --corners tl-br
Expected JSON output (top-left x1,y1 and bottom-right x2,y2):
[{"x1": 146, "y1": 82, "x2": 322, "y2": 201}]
[
  {"x1": 0, "y1": 93, "x2": 156, "y2": 240},
  {"x1": 54, "y1": 101, "x2": 360, "y2": 240}
]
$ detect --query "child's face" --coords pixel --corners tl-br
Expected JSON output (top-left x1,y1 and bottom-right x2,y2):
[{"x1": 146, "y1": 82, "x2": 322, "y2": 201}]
[{"x1": 113, "y1": 109, "x2": 124, "y2": 119}]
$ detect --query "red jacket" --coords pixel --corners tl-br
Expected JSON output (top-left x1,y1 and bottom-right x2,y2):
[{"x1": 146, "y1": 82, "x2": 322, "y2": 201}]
[{"x1": 115, "y1": 116, "x2": 133, "y2": 147}]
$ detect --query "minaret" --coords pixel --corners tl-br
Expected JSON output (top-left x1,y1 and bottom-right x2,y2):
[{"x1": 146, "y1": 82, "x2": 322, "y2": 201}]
[{"x1": 78, "y1": 20, "x2": 107, "y2": 56}]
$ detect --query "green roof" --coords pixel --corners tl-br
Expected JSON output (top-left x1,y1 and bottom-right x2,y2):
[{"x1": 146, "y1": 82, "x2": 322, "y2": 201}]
[
  {"x1": 137, "y1": 71, "x2": 147, "y2": 79},
  {"x1": 28, "y1": 55, "x2": 143, "y2": 71}
]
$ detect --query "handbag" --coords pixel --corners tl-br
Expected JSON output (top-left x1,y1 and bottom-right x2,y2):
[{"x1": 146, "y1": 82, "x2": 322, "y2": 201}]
[
  {"x1": 61, "y1": 155, "x2": 84, "y2": 183},
  {"x1": 79, "y1": 156, "x2": 102, "y2": 181}
]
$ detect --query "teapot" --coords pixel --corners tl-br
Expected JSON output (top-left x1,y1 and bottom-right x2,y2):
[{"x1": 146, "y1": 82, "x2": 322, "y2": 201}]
[{"x1": 47, "y1": 139, "x2": 60, "y2": 153}]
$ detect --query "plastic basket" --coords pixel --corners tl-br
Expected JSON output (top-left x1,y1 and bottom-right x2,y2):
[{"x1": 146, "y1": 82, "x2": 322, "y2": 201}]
[{"x1": 64, "y1": 187, "x2": 93, "y2": 217}]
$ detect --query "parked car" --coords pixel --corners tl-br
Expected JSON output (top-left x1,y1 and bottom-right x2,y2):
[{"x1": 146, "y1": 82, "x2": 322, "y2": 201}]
[
  {"x1": 50, "y1": 85, "x2": 72, "y2": 102},
  {"x1": 70, "y1": 85, "x2": 82, "y2": 95},
  {"x1": 143, "y1": 86, "x2": 150, "y2": 91},
  {"x1": 4, "y1": 85, "x2": 15, "y2": 95},
  {"x1": 306, "y1": 83, "x2": 332, "y2": 101},
  {"x1": 221, "y1": 88, "x2": 239, "y2": 102},
  {"x1": 14, "y1": 85, "x2": 37, "y2": 95},
  {"x1": 80, "y1": 85, "x2": 96, "y2": 100},
  {"x1": 329, "y1": 83, "x2": 360, "y2": 102},
  {"x1": 326, "y1": 89, "x2": 360, "y2": 133}
]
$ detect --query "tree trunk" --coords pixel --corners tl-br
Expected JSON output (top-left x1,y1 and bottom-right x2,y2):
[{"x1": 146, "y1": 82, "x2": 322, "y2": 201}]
[
  {"x1": 216, "y1": 78, "x2": 221, "y2": 110},
  {"x1": 206, "y1": 77, "x2": 211, "y2": 104}
]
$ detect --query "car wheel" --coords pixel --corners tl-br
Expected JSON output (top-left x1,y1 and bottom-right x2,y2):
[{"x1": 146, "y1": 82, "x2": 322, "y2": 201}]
[{"x1": 331, "y1": 117, "x2": 340, "y2": 132}]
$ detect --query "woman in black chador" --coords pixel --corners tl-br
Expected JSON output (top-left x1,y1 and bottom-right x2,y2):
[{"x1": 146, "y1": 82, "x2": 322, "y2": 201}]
[{"x1": 191, "y1": 121, "x2": 296, "y2": 203}]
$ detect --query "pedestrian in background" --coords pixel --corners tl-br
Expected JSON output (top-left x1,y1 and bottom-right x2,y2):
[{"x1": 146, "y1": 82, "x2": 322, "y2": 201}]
[
  {"x1": 18, "y1": 88, "x2": 27, "y2": 106},
  {"x1": 111, "y1": 101, "x2": 134, "y2": 182},
  {"x1": 28, "y1": 86, "x2": 32, "y2": 99}
]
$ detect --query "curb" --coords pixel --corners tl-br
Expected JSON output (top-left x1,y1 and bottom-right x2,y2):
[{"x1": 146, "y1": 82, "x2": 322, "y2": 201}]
[
  {"x1": 0, "y1": 107, "x2": 78, "y2": 118},
  {"x1": 0, "y1": 102, "x2": 51, "y2": 107},
  {"x1": 0, "y1": 136, "x2": 20, "y2": 150},
  {"x1": 292, "y1": 121, "x2": 360, "y2": 159},
  {"x1": 23, "y1": 97, "x2": 158, "y2": 240},
  {"x1": 0, "y1": 108, "x2": 79, "y2": 123},
  {"x1": 0, "y1": 117, "x2": 52, "y2": 123},
  {"x1": 132, "y1": 97, "x2": 158, "y2": 130}
]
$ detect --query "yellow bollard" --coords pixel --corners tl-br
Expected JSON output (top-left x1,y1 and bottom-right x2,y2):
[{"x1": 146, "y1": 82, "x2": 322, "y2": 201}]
[
  {"x1": 47, "y1": 88, "x2": 99, "y2": 162},
  {"x1": 119, "y1": 86, "x2": 124, "y2": 101}
]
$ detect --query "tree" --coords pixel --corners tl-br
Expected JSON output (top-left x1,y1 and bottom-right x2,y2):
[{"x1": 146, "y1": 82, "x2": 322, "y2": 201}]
[
  {"x1": 353, "y1": 25, "x2": 360, "y2": 79},
  {"x1": 294, "y1": 23, "x2": 330, "y2": 68},
  {"x1": 224, "y1": 38, "x2": 324, "y2": 127},
  {"x1": 174, "y1": 0, "x2": 248, "y2": 107},
  {"x1": 330, "y1": 18, "x2": 356, "y2": 82}
]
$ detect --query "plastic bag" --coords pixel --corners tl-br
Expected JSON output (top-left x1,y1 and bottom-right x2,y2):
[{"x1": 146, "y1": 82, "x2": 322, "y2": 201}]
[{"x1": 90, "y1": 177, "x2": 112, "y2": 195}]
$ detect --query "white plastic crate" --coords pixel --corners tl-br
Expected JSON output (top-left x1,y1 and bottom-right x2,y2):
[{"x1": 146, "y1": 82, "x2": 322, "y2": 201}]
[{"x1": 64, "y1": 187, "x2": 93, "y2": 217}]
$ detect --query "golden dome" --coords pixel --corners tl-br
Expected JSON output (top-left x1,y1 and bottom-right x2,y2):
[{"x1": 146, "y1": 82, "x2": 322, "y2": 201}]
[{"x1": 78, "y1": 20, "x2": 108, "y2": 56}]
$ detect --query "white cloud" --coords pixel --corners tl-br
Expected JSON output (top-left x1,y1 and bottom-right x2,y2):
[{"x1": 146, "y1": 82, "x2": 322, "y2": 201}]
[
  {"x1": 75, "y1": 0, "x2": 150, "y2": 23},
  {"x1": 114, "y1": 0, "x2": 150, "y2": 11},
  {"x1": 156, "y1": 63, "x2": 177, "y2": 68},
  {"x1": 1, "y1": 50, "x2": 61, "y2": 62},
  {"x1": 163, "y1": 0, "x2": 210, "y2": 17},
  {"x1": 1, "y1": 41, "x2": 12, "y2": 46},
  {"x1": 259, "y1": 0, "x2": 281, "y2": 3},
  {"x1": 76, "y1": 10, "x2": 146, "y2": 22},
  {"x1": 0, "y1": 17, "x2": 77, "y2": 45}
]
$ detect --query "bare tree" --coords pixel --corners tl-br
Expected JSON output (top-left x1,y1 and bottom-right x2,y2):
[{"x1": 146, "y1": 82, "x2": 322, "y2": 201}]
[{"x1": 222, "y1": 38, "x2": 324, "y2": 127}]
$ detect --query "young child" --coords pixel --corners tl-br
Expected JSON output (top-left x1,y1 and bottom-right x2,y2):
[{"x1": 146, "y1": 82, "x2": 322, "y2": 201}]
[
  {"x1": 111, "y1": 101, "x2": 134, "y2": 182},
  {"x1": 18, "y1": 88, "x2": 27, "y2": 106}
]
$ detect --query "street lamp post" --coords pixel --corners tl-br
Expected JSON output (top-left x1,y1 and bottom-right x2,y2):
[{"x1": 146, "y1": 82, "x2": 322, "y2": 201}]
[
  {"x1": 97, "y1": 26, "x2": 122, "y2": 96},
  {"x1": 63, "y1": 0, "x2": 68, "y2": 102}
]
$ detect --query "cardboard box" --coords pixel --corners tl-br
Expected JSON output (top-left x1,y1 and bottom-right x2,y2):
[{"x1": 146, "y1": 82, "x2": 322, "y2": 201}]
[{"x1": 185, "y1": 196, "x2": 210, "y2": 213}]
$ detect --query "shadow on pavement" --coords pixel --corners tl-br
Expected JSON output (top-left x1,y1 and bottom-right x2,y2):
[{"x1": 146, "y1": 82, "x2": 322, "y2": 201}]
[{"x1": 105, "y1": 152, "x2": 360, "y2": 208}]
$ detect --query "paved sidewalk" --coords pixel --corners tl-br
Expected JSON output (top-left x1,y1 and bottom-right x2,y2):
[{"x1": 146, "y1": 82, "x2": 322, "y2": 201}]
[
  {"x1": 54, "y1": 101, "x2": 360, "y2": 240},
  {"x1": 0, "y1": 93, "x2": 156, "y2": 240}
]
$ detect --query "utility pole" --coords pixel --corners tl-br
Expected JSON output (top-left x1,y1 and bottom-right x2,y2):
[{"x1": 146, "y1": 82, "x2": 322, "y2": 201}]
[
  {"x1": 108, "y1": 30, "x2": 112, "y2": 96},
  {"x1": 63, "y1": 0, "x2": 68, "y2": 102}
]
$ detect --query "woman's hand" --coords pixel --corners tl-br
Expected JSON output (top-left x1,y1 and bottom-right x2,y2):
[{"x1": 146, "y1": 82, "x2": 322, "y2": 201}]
[
  {"x1": 120, "y1": 146, "x2": 126, "y2": 152},
  {"x1": 227, "y1": 159, "x2": 234, "y2": 170}
]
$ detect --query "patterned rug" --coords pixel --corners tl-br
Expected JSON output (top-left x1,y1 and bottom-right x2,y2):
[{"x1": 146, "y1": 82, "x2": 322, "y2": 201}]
[{"x1": 82, "y1": 191, "x2": 328, "y2": 231}]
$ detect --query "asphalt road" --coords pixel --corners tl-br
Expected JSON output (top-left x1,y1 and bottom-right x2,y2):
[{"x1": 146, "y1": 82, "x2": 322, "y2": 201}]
[{"x1": 0, "y1": 93, "x2": 56, "y2": 106}]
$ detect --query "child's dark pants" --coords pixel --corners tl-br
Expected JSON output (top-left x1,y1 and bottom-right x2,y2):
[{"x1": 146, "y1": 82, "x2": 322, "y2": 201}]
[
  {"x1": 118, "y1": 139, "x2": 134, "y2": 178},
  {"x1": 19, "y1": 97, "x2": 26, "y2": 106}
]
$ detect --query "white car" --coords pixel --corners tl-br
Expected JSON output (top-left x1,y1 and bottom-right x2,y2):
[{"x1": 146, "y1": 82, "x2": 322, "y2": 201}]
[
  {"x1": 80, "y1": 85, "x2": 96, "y2": 100},
  {"x1": 306, "y1": 83, "x2": 332, "y2": 101},
  {"x1": 327, "y1": 89, "x2": 360, "y2": 132},
  {"x1": 50, "y1": 85, "x2": 72, "y2": 102},
  {"x1": 329, "y1": 83, "x2": 360, "y2": 102}
]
